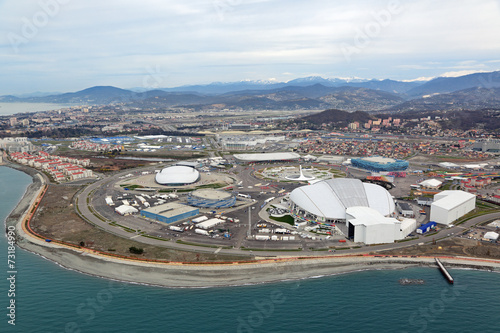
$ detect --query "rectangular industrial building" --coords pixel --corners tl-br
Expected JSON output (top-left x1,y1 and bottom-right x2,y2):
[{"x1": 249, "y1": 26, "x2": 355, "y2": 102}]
[
  {"x1": 140, "y1": 202, "x2": 199, "y2": 224},
  {"x1": 397, "y1": 202, "x2": 414, "y2": 217},
  {"x1": 429, "y1": 190, "x2": 476, "y2": 225},
  {"x1": 399, "y1": 218, "x2": 417, "y2": 238},
  {"x1": 346, "y1": 207, "x2": 410, "y2": 245},
  {"x1": 416, "y1": 197, "x2": 433, "y2": 206}
]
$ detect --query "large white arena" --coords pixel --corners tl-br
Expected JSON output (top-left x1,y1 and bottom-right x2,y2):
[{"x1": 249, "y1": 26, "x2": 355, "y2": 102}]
[
  {"x1": 290, "y1": 178, "x2": 395, "y2": 223},
  {"x1": 155, "y1": 166, "x2": 200, "y2": 186},
  {"x1": 289, "y1": 178, "x2": 414, "y2": 244}
]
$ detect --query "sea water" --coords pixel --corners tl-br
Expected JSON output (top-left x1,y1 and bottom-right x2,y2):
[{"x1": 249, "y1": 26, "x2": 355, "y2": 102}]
[
  {"x1": 0, "y1": 103, "x2": 73, "y2": 116},
  {"x1": 1, "y1": 166, "x2": 499, "y2": 333}
]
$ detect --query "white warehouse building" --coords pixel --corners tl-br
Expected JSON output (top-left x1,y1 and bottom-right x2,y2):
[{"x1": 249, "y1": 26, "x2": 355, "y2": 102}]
[
  {"x1": 346, "y1": 207, "x2": 417, "y2": 245},
  {"x1": 429, "y1": 190, "x2": 476, "y2": 225}
]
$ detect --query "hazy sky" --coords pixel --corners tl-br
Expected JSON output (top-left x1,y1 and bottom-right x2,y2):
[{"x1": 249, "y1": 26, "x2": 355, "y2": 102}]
[{"x1": 1, "y1": 0, "x2": 500, "y2": 94}]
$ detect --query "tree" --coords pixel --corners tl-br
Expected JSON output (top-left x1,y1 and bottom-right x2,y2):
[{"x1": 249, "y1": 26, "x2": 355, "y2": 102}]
[{"x1": 129, "y1": 246, "x2": 144, "y2": 255}]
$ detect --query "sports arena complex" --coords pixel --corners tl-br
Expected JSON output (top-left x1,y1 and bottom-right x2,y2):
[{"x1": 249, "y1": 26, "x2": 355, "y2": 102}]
[
  {"x1": 351, "y1": 156, "x2": 409, "y2": 172},
  {"x1": 289, "y1": 178, "x2": 415, "y2": 244}
]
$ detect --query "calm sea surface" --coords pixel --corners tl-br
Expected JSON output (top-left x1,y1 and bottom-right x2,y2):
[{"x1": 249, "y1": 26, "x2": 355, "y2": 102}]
[
  {"x1": 1, "y1": 166, "x2": 499, "y2": 333},
  {"x1": 0, "y1": 103, "x2": 74, "y2": 116}
]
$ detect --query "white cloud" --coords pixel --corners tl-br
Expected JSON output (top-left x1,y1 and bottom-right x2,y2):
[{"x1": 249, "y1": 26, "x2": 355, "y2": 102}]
[{"x1": 0, "y1": 0, "x2": 500, "y2": 93}]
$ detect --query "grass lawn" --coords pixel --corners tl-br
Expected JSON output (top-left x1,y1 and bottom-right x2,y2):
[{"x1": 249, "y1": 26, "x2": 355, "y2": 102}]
[{"x1": 269, "y1": 214, "x2": 295, "y2": 226}]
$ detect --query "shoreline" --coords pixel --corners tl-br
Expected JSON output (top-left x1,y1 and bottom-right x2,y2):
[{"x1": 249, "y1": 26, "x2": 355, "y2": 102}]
[
  {"x1": 4, "y1": 163, "x2": 500, "y2": 288},
  {"x1": 14, "y1": 237, "x2": 500, "y2": 288}
]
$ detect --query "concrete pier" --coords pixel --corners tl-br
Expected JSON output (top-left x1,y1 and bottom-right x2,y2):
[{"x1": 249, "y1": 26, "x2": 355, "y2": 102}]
[{"x1": 435, "y1": 257, "x2": 454, "y2": 284}]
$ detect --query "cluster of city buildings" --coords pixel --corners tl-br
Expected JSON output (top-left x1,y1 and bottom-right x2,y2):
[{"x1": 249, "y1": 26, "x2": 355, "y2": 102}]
[
  {"x1": 460, "y1": 177, "x2": 492, "y2": 193},
  {"x1": 294, "y1": 137, "x2": 489, "y2": 160},
  {"x1": 348, "y1": 117, "x2": 402, "y2": 130},
  {"x1": 1, "y1": 105, "x2": 163, "y2": 137},
  {"x1": 282, "y1": 114, "x2": 499, "y2": 139},
  {"x1": 9, "y1": 150, "x2": 93, "y2": 182},
  {"x1": 0, "y1": 137, "x2": 34, "y2": 153}
]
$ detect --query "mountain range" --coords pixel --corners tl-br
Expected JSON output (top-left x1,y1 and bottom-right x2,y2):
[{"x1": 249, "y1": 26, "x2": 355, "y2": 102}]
[{"x1": 1, "y1": 71, "x2": 500, "y2": 113}]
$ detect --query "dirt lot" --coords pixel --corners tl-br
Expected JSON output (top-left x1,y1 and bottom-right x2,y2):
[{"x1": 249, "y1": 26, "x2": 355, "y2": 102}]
[
  {"x1": 380, "y1": 237, "x2": 500, "y2": 259},
  {"x1": 30, "y1": 184, "x2": 250, "y2": 262},
  {"x1": 57, "y1": 149, "x2": 208, "y2": 172}
]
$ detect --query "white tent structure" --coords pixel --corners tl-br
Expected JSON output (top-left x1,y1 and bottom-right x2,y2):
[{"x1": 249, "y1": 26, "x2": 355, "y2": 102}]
[
  {"x1": 484, "y1": 231, "x2": 499, "y2": 241},
  {"x1": 419, "y1": 179, "x2": 443, "y2": 189},
  {"x1": 430, "y1": 190, "x2": 476, "y2": 225},
  {"x1": 115, "y1": 205, "x2": 139, "y2": 215},
  {"x1": 196, "y1": 218, "x2": 224, "y2": 230}
]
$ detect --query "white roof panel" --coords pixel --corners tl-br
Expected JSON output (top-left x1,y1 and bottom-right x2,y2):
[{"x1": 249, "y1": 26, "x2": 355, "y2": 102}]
[
  {"x1": 364, "y1": 183, "x2": 396, "y2": 216},
  {"x1": 346, "y1": 207, "x2": 399, "y2": 226},
  {"x1": 419, "y1": 179, "x2": 443, "y2": 187},
  {"x1": 115, "y1": 205, "x2": 138, "y2": 215},
  {"x1": 326, "y1": 178, "x2": 368, "y2": 208},
  {"x1": 432, "y1": 190, "x2": 475, "y2": 210},
  {"x1": 233, "y1": 152, "x2": 300, "y2": 162}
]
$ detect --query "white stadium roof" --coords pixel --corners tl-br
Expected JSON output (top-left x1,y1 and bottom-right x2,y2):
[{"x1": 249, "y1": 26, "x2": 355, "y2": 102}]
[
  {"x1": 233, "y1": 152, "x2": 301, "y2": 162},
  {"x1": 359, "y1": 156, "x2": 396, "y2": 164},
  {"x1": 155, "y1": 165, "x2": 200, "y2": 185},
  {"x1": 289, "y1": 178, "x2": 395, "y2": 220}
]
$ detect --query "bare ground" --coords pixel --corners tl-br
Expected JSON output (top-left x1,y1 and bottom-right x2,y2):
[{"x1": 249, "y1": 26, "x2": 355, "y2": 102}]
[
  {"x1": 379, "y1": 237, "x2": 500, "y2": 259},
  {"x1": 30, "y1": 184, "x2": 250, "y2": 262}
]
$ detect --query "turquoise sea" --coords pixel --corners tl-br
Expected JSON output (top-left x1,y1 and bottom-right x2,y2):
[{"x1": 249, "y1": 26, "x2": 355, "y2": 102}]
[{"x1": 1, "y1": 166, "x2": 500, "y2": 333}]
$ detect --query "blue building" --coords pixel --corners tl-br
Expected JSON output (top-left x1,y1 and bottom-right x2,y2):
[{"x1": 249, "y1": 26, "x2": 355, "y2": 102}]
[
  {"x1": 416, "y1": 221, "x2": 437, "y2": 234},
  {"x1": 187, "y1": 189, "x2": 236, "y2": 208},
  {"x1": 140, "y1": 202, "x2": 199, "y2": 224},
  {"x1": 351, "y1": 156, "x2": 409, "y2": 172}
]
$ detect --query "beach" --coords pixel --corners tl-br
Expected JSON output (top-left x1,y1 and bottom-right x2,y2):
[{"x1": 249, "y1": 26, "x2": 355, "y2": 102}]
[{"x1": 6, "y1": 164, "x2": 500, "y2": 288}]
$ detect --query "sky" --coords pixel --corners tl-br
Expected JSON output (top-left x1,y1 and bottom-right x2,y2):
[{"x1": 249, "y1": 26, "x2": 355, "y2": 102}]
[{"x1": 1, "y1": 0, "x2": 500, "y2": 95}]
